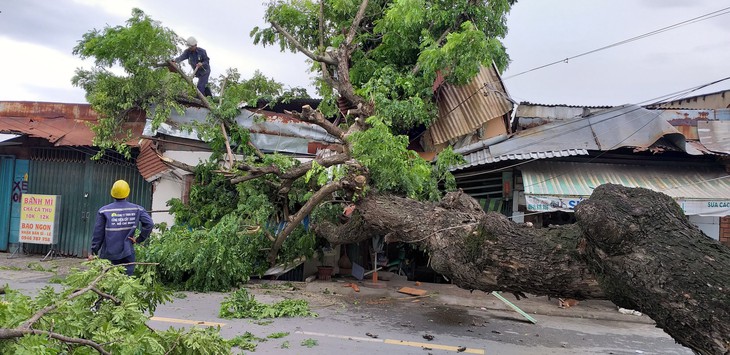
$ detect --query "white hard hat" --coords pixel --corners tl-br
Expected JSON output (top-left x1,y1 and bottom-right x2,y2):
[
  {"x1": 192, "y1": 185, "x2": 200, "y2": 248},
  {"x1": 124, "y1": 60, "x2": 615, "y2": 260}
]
[{"x1": 186, "y1": 36, "x2": 198, "y2": 46}]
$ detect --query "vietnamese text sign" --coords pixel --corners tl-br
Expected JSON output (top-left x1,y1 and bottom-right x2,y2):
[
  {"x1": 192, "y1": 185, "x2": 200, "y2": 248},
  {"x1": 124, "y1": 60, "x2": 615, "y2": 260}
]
[{"x1": 19, "y1": 194, "x2": 60, "y2": 244}]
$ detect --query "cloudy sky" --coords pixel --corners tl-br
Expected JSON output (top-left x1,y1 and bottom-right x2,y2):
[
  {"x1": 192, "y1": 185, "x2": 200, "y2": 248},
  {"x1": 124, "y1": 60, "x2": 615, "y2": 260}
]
[{"x1": 2, "y1": 1, "x2": 729, "y2": 106}]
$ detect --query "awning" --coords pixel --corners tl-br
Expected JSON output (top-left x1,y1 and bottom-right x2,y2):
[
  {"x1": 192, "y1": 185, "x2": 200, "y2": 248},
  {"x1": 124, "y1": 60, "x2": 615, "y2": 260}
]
[
  {"x1": 0, "y1": 133, "x2": 20, "y2": 144},
  {"x1": 520, "y1": 161, "x2": 730, "y2": 216}
]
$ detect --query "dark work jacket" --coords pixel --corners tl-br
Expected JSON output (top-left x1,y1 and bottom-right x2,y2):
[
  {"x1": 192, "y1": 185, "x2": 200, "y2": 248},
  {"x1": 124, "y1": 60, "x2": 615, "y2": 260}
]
[
  {"x1": 175, "y1": 47, "x2": 210, "y2": 77},
  {"x1": 91, "y1": 200, "x2": 153, "y2": 261}
]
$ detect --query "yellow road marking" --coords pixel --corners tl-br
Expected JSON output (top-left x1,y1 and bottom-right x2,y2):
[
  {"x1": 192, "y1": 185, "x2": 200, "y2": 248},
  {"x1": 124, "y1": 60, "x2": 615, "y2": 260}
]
[
  {"x1": 149, "y1": 316, "x2": 225, "y2": 327},
  {"x1": 296, "y1": 331, "x2": 484, "y2": 354},
  {"x1": 384, "y1": 339, "x2": 484, "y2": 354}
]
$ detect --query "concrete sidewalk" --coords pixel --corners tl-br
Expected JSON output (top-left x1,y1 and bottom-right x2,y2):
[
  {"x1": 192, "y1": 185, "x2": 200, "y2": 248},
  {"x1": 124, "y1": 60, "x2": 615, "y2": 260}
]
[{"x1": 0, "y1": 252, "x2": 654, "y2": 325}]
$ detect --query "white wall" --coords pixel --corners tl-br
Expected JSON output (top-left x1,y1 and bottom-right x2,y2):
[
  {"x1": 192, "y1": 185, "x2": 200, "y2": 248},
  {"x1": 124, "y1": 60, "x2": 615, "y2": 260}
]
[
  {"x1": 150, "y1": 150, "x2": 213, "y2": 227},
  {"x1": 688, "y1": 215, "x2": 720, "y2": 240}
]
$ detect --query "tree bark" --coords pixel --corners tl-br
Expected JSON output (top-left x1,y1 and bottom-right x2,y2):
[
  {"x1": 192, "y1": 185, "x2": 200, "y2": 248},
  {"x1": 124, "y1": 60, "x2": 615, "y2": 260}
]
[
  {"x1": 575, "y1": 184, "x2": 730, "y2": 355},
  {"x1": 315, "y1": 185, "x2": 729, "y2": 354}
]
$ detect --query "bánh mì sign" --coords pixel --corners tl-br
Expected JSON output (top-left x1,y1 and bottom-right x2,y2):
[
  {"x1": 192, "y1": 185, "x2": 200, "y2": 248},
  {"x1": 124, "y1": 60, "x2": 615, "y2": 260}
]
[{"x1": 19, "y1": 194, "x2": 61, "y2": 245}]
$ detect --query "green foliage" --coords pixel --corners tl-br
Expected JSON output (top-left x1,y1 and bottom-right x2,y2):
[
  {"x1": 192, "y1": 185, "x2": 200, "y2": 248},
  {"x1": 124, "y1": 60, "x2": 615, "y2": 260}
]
[
  {"x1": 281, "y1": 340, "x2": 291, "y2": 349},
  {"x1": 349, "y1": 117, "x2": 439, "y2": 200},
  {"x1": 73, "y1": 8, "x2": 187, "y2": 158},
  {"x1": 226, "y1": 332, "x2": 266, "y2": 351},
  {"x1": 137, "y1": 214, "x2": 270, "y2": 292},
  {"x1": 300, "y1": 338, "x2": 319, "y2": 348},
  {"x1": 219, "y1": 288, "x2": 317, "y2": 320},
  {"x1": 357, "y1": 65, "x2": 437, "y2": 131},
  {"x1": 268, "y1": 332, "x2": 290, "y2": 339},
  {"x1": 0, "y1": 259, "x2": 230, "y2": 354},
  {"x1": 434, "y1": 146, "x2": 467, "y2": 191},
  {"x1": 168, "y1": 163, "x2": 240, "y2": 229},
  {"x1": 255, "y1": 0, "x2": 515, "y2": 131}
]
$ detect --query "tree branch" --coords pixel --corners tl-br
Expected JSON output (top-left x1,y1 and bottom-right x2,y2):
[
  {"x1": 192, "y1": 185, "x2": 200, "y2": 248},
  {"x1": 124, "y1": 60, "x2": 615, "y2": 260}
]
[
  {"x1": 157, "y1": 153, "x2": 197, "y2": 173},
  {"x1": 0, "y1": 328, "x2": 111, "y2": 355},
  {"x1": 21, "y1": 263, "x2": 157, "y2": 330},
  {"x1": 270, "y1": 22, "x2": 337, "y2": 65},
  {"x1": 90, "y1": 287, "x2": 121, "y2": 305},
  {"x1": 286, "y1": 105, "x2": 346, "y2": 142},
  {"x1": 230, "y1": 165, "x2": 282, "y2": 184},
  {"x1": 166, "y1": 60, "x2": 242, "y2": 165},
  {"x1": 267, "y1": 181, "x2": 344, "y2": 265},
  {"x1": 345, "y1": 0, "x2": 370, "y2": 49}
]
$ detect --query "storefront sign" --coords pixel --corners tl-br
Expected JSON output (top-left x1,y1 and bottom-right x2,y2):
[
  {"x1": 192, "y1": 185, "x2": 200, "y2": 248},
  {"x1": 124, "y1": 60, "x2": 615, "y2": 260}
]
[
  {"x1": 525, "y1": 195, "x2": 585, "y2": 212},
  {"x1": 679, "y1": 200, "x2": 730, "y2": 217},
  {"x1": 19, "y1": 194, "x2": 60, "y2": 245},
  {"x1": 526, "y1": 195, "x2": 730, "y2": 217}
]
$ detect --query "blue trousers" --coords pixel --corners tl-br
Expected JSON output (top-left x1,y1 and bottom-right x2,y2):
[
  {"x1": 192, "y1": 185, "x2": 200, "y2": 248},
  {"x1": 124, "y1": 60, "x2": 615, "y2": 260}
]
[
  {"x1": 196, "y1": 71, "x2": 210, "y2": 96},
  {"x1": 111, "y1": 254, "x2": 136, "y2": 276}
]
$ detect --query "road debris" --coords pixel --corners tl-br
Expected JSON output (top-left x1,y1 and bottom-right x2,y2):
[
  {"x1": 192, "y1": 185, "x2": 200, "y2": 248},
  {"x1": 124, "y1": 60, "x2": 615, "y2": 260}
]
[
  {"x1": 423, "y1": 334, "x2": 434, "y2": 341},
  {"x1": 398, "y1": 287, "x2": 427, "y2": 296}
]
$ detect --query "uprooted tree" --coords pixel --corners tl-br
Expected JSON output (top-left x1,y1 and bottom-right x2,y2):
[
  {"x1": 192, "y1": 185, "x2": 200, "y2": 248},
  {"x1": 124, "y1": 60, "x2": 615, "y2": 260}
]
[{"x1": 63, "y1": 2, "x2": 728, "y2": 354}]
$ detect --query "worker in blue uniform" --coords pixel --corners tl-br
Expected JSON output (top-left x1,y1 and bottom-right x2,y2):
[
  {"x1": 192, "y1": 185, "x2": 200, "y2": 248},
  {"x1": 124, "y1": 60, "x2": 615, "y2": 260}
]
[
  {"x1": 172, "y1": 36, "x2": 211, "y2": 96},
  {"x1": 90, "y1": 180, "x2": 153, "y2": 276}
]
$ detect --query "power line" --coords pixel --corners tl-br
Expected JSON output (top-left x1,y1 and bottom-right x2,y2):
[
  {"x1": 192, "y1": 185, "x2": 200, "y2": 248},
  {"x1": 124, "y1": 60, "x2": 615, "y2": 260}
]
[
  {"x1": 503, "y1": 6, "x2": 730, "y2": 80},
  {"x1": 514, "y1": 82, "x2": 728, "y2": 191},
  {"x1": 437, "y1": 6, "x2": 730, "y2": 126},
  {"x1": 454, "y1": 75, "x2": 730, "y2": 182},
  {"x1": 481, "y1": 75, "x2": 730, "y2": 159}
]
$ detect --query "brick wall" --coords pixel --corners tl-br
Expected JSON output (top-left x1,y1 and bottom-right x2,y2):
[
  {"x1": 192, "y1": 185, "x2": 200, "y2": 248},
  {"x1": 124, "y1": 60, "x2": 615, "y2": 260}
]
[{"x1": 721, "y1": 216, "x2": 730, "y2": 247}]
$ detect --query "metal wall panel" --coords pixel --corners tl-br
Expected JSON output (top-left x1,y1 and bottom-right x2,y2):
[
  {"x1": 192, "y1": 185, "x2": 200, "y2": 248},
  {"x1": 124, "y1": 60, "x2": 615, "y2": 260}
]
[
  {"x1": 0, "y1": 156, "x2": 14, "y2": 250},
  {"x1": 430, "y1": 64, "x2": 513, "y2": 145},
  {"x1": 26, "y1": 148, "x2": 151, "y2": 257}
]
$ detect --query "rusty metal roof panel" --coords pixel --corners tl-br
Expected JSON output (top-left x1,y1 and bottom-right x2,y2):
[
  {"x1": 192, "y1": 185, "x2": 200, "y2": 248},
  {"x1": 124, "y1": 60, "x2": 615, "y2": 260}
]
[
  {"x1": 698, "y1": 120, "x2": 730, "y2": 154},
  {"x1": 0, "y1": 101, "x2": 143, "y2": 147},
  {"x1": 136, "y1": 139, "x2": 171, "y2": 181},
  {"x1": 429, "y1": 64, "x2": 513, "y2": 145}
]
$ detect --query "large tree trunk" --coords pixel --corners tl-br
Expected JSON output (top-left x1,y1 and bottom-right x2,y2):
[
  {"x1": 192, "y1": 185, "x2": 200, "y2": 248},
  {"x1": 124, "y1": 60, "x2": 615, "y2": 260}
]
[
  {"x1": 317, "y1": 184, "x2": 730, "y2": 354},
  {"x1": 575, "y1": 184, "x2": 730, "y2": 355}
]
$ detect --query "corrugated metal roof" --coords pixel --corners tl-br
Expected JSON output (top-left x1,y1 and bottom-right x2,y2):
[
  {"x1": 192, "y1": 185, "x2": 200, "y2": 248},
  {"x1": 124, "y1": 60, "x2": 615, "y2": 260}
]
[
  {"x1": 451, "y1": 105, "x2": 718, "y2": 171},
  {"x1": 136, "y1": 139, "x2": 171, "y2": 181},
  {"x1": 521, "y1": 161, "x2": 730, "y2": 200},
  {"x1": 697, "y1": 120, "x2": 730, "y2": 154},
  {"x1": 456, "y1": 148, "x2": 589, "y2": 170},
  {"x1": 518, "y1": 101, "x2": 614, "y2": 109},
  {"x1": 645, "y1": 89, "x2": 730, "y2": 110},
  {"x1": 451, "y1": 105, "x2": 704, "y2": 171},
  {"x1": 0, "y1": 101, "x2": 144, "y2": 147},
  {"x1": 516, "y1": 104, "x2": 611, "y2": 122},
  {"x1": 429, "y1": 64, "x2": 513, "y2": 145},
  {"x1": 144, "y1": 106, "x2": 341, "y2": 155}
]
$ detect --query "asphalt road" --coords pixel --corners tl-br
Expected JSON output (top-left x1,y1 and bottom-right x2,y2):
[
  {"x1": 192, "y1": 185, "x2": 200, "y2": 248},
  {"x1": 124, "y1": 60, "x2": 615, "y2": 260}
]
[
  {"x1": 147, "y1": 286, "x2": 691, "y2": 355},
  {"x1": 1, "y1": 265, "x2": 692, "y2": 355}
]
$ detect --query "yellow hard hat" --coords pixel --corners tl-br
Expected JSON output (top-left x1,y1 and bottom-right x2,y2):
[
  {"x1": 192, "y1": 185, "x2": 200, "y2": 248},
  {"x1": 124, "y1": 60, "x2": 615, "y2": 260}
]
[{"x1": 110, "y1": 180, "x2": 130, "y2": 199}]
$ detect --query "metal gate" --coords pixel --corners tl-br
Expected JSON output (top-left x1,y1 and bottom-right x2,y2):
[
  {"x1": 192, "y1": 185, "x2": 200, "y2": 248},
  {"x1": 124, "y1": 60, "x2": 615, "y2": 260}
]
[
  {"x1": 0, "y1": 155, "x2": 14, "y2": 251},
  {"x1": 26, "y1": 148, "x2": 151, "y2": 257}
]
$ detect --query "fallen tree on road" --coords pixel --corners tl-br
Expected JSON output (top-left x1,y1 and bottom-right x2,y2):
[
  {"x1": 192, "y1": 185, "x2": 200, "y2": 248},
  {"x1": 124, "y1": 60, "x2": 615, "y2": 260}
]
[
  {"x1": 71, "y1": 4, "x2": 729, "y2": 354},
  {"x1": 316, "y1": 184, "x2": 730, "y2": 354}
]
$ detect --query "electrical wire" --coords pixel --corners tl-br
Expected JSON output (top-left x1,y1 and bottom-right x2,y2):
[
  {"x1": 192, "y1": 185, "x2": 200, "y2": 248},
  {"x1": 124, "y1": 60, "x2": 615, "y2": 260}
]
[
  {"x1": 438, "y1": 6, "x2": 730, "y2": 126},
  {"x1": 503, "y1": 6, "x2": 730, "y2": 80}
]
